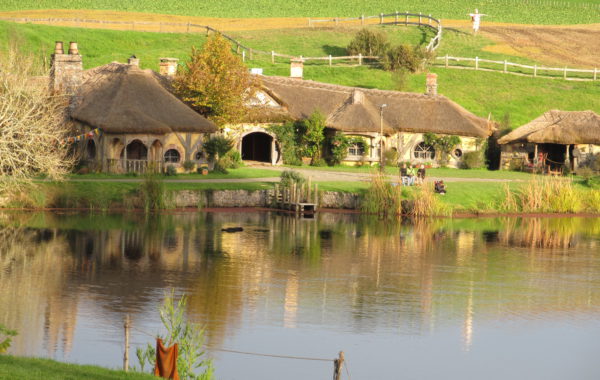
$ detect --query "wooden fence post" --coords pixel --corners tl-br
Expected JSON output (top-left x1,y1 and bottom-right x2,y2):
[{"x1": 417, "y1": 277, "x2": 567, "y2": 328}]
[
  {"x1": 242, "y1": 50, "x2": 245, "y2": 62},
  {"x1": 475, "y1": 56, "x2": 479, "y2": 70},
  {"x1": 361, "y1": 15, "x2": 365, "y2": 25},
  {"x1": 380, "y1": 13, "x2": 384, "y2": 24},
  {"x1": 395, "y1": 11, "x2": 399, "y2": 24},
  {"x1": 564, "y1": 66, "x2": 567, "y2": 79},
  {"x1": 271, "y1": 51, "x2": 275, "y2": 64},
  {"x1": 428, "y1": 14, "x2": 432, "y2": 25},
  {"x1": 534, "y1": 65, "x2": 537, "y2": 77},
  {"x1": 405, "y1": 11, "x2": 409, "y2": 26},
  {"x1": 123, "y1": 314, "x2": 130, "y2": 372},
  {"x1": 358, "y1": 53, "x2": 362, "y2": 65},
  {"x1": 329, "y1": 55, "x2": 332, "y2": 67},
  {"x1": 333, "y1": 351, "x2": 344, "y2": 380},
  {"x1": 594, "y1": 68, "x2": 598, "y2": 81},
  {"x1": 445, "y1": 54, "x2": 449, "y2": 68},
  {"x1": 308, "y1": 18, "x2": 311, "y2": 27},
  {"x1": 503, "y1": 60, "x2": 508, "y2": 73},
  {"x1": 419, "y1": 12, "x2": 422, "y2": 24}
]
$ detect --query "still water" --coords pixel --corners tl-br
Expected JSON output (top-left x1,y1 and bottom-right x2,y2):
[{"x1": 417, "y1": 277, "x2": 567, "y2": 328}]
[{"x1": 1, "y1": 211, "x2": 600, "y2": 379}]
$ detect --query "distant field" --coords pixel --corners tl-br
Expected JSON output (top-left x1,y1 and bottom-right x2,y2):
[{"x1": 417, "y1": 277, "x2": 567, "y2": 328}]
[
  {"x1": 1, "y1": 20, "x2": 599, "y2": 126},
  {"x1": 0, "y1": 0, "x2": 599, "y2": 24}
]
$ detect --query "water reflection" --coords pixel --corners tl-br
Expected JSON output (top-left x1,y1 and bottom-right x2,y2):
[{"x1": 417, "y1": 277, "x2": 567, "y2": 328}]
[{"x1": 1, "y1": 212, "x2": 600, "y2": 379}]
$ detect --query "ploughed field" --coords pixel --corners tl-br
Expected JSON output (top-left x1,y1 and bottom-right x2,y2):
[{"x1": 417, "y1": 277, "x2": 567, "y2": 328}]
[{"x1": 0, "y1": 0, "x2": 598, "y2": 24}]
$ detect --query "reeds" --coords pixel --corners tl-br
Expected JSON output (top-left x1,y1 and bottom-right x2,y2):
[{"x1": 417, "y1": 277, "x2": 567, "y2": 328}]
[
  {"x1": 410, "y1": 183, "x2": 451, "y2": 217},
  {"x1": 360, "y1": 173, "x2": 402, "y2": 216},
  {"x1": 500, "y1": 177, "x2": 599, "y2": 214}
]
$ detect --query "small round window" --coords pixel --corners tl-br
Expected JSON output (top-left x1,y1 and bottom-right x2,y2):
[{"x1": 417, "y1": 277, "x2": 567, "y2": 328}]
[
  {"x1": 195, "y1": 151, "x2": 204, "y2": 161},
  {"x1": 453, "y1": 148, "x2": 463, "y2": 158},
  {"x1": 164, "y1": 149, "x2": 181, "y2": 163}
]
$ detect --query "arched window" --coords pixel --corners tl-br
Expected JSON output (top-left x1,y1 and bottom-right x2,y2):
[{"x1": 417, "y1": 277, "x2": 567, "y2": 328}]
[
  {"x1": 414, "y1": 142, "x2": 436, "y2": 160},
  {"x1": 164, "y1": 149, "x2": 181, "y2": 163},
  {"x1": 348, "y1": 142, "x2": 366, "y2": 156}
]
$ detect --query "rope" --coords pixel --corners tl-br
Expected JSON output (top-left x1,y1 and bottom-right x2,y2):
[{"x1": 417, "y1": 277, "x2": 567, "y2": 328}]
[{"x1": 209, "y1": 348, "x2": 332, "y2": 362}]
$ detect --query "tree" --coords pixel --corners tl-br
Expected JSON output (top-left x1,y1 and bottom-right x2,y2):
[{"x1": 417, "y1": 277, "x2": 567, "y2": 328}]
[
  {"x1": 299, "y1": 111, "x2": 326, "y2": 163},
  {"x1": 381, "y1": 44, "x2": 421, "y2": 72},
  {"x1": 347, "y1": 28, "x2": 389, "y2": 57},
  {"x1": 174, "y1": 33, "x2": 257, "y2": 128},
  {"x1": 0, "y1": 49, "x2": 73, "y2": 196}
]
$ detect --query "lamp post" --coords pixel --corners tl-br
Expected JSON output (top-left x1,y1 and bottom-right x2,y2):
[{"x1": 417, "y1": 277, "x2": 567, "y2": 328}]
[{"x1": 379, "y1": 104, "x2": 387, "y2": 172}]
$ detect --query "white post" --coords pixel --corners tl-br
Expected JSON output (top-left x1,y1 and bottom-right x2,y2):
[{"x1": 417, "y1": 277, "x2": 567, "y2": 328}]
[
  {"x1": 329, "y1": 55, "x2": 332, "y2": 67},
  {"x1": 380, "y1": 13, "x2": 384, "y2": 24},
  {"x1": 475, "y1": 56, "x2": 479, "y2": 70},
  {"x1": 534, "y1": 65, "x2": 537, "y2": 77},
  {"x1": 358, "y1": 53, "x2": 362, "y2": 65},
  {"x1": 503, "y1": 60, "x2": 508, "y2": 73},
  {"x1": 361, "y1": 15, "x2": 365, "y2": 25},
  {"x1": 405, "y1": 11, "x2": 409, "y2": 26},
  {"x1": 419, "y1": 12, "x2": 422, "y2": 24},
  {"x1": 271, "y1": 50, "x2": 275, "y2": 64},
  {"x1": 594, "y1": 68, "x2": 598, "y2": 81},
  {"x1": 564, "y1": 66, "x2": 567, "y2": 79},
  {"x1": 242, "y1": 50, "x2": 245, "y2": 62},
  {"x1": 428, "y1": 14, "x2": 432, "y2": 25},
  {"x1": 395, "y1": 11, "x2": 399, "y2": 24},
  {"x1": 308, "y1": 18, "x2": 311, "y2": 27}
]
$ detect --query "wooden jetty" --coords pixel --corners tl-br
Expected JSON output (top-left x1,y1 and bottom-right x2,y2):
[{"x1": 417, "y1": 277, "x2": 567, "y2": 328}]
[{"x1": 271, "y1": 178, "x2": 318, "y2": 215}]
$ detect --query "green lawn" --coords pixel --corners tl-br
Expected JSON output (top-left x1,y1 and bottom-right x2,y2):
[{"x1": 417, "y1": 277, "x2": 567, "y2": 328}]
[
  {"x1": 0, "y1": 0, "x2": 598, "y2": 24},
  {"x1": 69, "y1": 167, "x2": 278, "y2": 180},
  {"x1": 1, "y1": 21, "x2": 598, "y2": 127},
  {"x1": 0, "y1": 355, "x2": 155, "y2": 380}
]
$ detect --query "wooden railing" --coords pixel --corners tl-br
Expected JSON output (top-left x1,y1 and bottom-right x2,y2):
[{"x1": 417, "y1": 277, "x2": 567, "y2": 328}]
[
  {"x1": 435, "y1": 55, "x2": 599, "y2": 81},
  {"x1": 106, "y1": 159, "x2": 166, "y2": 174}
]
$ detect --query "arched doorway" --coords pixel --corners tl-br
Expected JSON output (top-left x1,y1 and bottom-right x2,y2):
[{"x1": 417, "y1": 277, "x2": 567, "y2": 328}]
[
  {"x1": 149, "y1": 140, "x2": 163, "y2": 162},
  {"x1": 121, "y1": 139, "x2": 148, "y2": 160},
  {"x1": 85, "y1": 140, "x2": 96, "y2": 160},
  {"x1": 242, "y1": 132, "x2": 272, "y2": 163}
]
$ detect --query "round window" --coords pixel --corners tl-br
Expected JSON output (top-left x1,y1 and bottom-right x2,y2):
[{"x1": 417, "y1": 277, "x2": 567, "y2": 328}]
[
  {"x1": 413, "y1": 142, "x2": 436, "y2": 160},
  {"x1": 453, "y1": 148, "x2": 463, "y2": 158},
  {"x1": 164, "y1": 149, "x2": 181, "y2": 163}
]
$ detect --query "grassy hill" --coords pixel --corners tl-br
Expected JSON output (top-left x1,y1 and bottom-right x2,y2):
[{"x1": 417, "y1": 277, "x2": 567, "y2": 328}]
[
  {"x1": 1, "y1": 20, "x2": 598, "y2": 127},
  {"x1": 0, "y1": 0, "x2": 599, "y2": 24}
]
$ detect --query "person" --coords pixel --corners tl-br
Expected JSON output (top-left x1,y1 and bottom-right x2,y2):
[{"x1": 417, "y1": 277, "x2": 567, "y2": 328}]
[
  {"x1": 468, "y1": 9, "x2": 487, "y2": 34},
  {"x1": 417, "y1": 164, "x2": 426, "y2": 185},
  {"x1": 399, "y1": 163, "x2": 410, "y2": 186},
  {"x1": 407, "y1": 164, "x2": 417, "y2": 186},
  {"x1": 434, "y1": 180, "x2": 446, "y2": 195}
]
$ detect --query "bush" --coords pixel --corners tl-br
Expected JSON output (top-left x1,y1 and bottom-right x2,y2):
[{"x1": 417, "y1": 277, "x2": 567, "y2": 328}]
[
  {"x1": 0, "y1": 324, "x2": 17, "y2": 353},
  {"x1": 347, "y1": 28, "x2": 389, "y2": 57},
  {"x1": 327, "y1": 133, "x2": 350, "y2": 166},
  {"x1": 310, "y1": 158, "x2": 327, "y2": 167},
  {"x1": 270, "y1": 122, "x2": 302, "y2": 165},
  {"x1": 203, "y1": 136, "x2": 234, "y2": 161},
  {"x1": 212, "y1": 161, "x2": 228, "y2": 174},
  {"x1": 165, "y1": 165, "x2": 177, "y2": 176},
  {"x1": 280, "y1": 170, "x2": 305, "y2": 188},
  {"x1": 382, "y1": 44, "x2": 420, "y2": 72},
  {"x1": 461, "y1": 151, "x2": 485, "y2": 169},
  {"x1": 182, "y1": 160, "x2": 196, "y2": 172},
  {"x1": 219, "y1": 149, "x2": 242, "y2": 169}
]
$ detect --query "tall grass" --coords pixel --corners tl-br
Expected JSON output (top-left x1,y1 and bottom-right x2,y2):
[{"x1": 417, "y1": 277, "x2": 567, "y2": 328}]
[
  {"x1": 139, "y1": 175, "x2": 168, "y2": 211},
  {"x1": 360, "y1": 173, "x2": 402, "y2": 216},
  {"x1": 410, "y1": 184, "x2": 451, "y2": 217},
  {"x1": 500, "y1": 177, "x2": 600, "y2": 214}
]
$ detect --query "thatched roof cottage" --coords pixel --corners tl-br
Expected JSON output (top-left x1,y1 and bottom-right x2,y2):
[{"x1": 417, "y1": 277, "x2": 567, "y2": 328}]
[
  {"x1": 52, "y1": 42, "x2": 217, "y2": 173},
  {"x1": 238, "y1": 68, "x2": 492, "y2": 167},
  {"x1": 498, "y1": 110, "x2": 600, "y2": 173}
]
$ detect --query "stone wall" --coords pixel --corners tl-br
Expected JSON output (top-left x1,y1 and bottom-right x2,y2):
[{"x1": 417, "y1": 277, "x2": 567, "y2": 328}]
[{"x1": 172, "y1": 189, "x2": 362, "y2": 209}]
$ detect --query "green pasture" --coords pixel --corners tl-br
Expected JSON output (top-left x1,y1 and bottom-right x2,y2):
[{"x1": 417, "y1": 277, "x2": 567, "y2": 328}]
[
  {"x1": 0, "y1": 0, "x2": 598, "y2": 24},
  {"x1": 1, "y1": 21, "x2": 598, "y2": 127}
]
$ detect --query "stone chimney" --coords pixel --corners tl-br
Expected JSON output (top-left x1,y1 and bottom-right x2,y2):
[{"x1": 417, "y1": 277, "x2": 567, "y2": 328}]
[
  {"x1": 128, "y1": 55, "x2": 140, "y2": 67},
  {"x1": 159, "y1": 58, "x2": 179, "y2": 77},
  {"x1": 50, "y1": 41, "x2": 83, "y2": 94},
  {"x1": 290, "y1": 59, "x2": 303, "y2": 79},
  {"x1": 351, "y1": 90, "x2": 364, "y2": 104},
  {"x1": 426, "y1": 73, "x2": 438, "y2": 96}
]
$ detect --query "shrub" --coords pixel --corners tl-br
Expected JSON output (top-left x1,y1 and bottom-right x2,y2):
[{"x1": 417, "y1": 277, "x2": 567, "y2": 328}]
[
  {"x1": 219, "y1": 149, "x2": 242, "y2": 169},
  {"x1": 203, "y1": 136, "x2": 233, "y2": 161},
  {"x1": 298, "y1": 111, "x2": 326, "y2": 162},
  {"x1": 280, "y1": 170, "x2": 305, "y2": 188},
  {"x1": 165, "y1": 165, "x2": 177, "y2": 176},
  {"x1": 382, "y1": 44, "x2": 420, "y2": 72},
  {"x1": 212, "y1": 161, "x2": 228, "y2": 174},
  {"x1": 327, "y1": 133, "x2": 350, "y2": 166},
  {"x1": 270, "y1": 122, "x2": 302, "y2": 165},
  {"x1": 182, "y1": 160, "x2": 196, "y2": 172},
  {"x1": 347, "y1": 28, "x2": 389, "y2": 57},
  {"x1": 0, "y1": 324, "x2": 17, "y2": 353},
  {"x1": 461, "y1": 151, "x2": 485, "y2": 169}
]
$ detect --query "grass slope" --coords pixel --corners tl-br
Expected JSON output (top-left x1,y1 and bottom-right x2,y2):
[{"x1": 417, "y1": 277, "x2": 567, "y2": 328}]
[
  {"x1": 0, "y1": 0, "x2": 598, "y2": 24},
  {"x1": 1, "y1": 21, "x2": 598, "y2": 127},
  {"x1": 0, "y1": 355, "x2": 155, "y2": 380}
]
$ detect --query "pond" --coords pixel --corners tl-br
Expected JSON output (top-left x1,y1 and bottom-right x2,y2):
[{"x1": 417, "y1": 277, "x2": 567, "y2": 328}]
[{"x1": 1, "y1": 211, "x2": 600, "y2": 380}]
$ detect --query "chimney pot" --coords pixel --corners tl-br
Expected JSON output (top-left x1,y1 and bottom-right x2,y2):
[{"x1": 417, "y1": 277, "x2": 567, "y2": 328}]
[
  {"x1": 351, "y1": 90, "x2": 364, "y2": 104},
  {"x1": 128, "y1": 55, "x2": 140, "y2": 67},
  {"x1": 54, "y1": 41, "x2": 64, "y2": 55},
  {"x1": 426, "y1": 73, "x2": 438, "y2": 96},
  {"x1": 68, "y1": 42, "x2": 79, "y2": 55},
  {"x1": 159, "y1": 57, "x2": 179, "y2": 77},
  {"x1": 290, "y1": 59, "x2": 303, "y2": 79}
]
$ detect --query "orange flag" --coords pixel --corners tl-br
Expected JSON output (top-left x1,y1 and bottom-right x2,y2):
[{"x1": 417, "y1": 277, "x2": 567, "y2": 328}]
[{"x1": 154, "y1": 338, "x2": 180, "y2": 380}]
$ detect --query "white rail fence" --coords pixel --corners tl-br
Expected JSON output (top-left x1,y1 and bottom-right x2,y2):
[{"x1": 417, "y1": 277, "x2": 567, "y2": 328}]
[{"x1": 436, "y1": 55, "x2": 599, "y2": 81}]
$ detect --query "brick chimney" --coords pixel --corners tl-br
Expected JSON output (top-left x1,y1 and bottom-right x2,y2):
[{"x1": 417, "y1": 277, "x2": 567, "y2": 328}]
[
  {"x1": 128, "y1": 55, "x2": 140, "y2": 67},
  {"x1": 290, "y1": 58, "x2": 303, "y2": 79},
  {"x1": 159, "y1": 58, "x2": 179, "y2": 77},
  {"x1": 426, "y1": 73, "x2": 438, "y2": 96},
  {"x1": 50, "y1": 41, "x2": 83, "y2": 94}
]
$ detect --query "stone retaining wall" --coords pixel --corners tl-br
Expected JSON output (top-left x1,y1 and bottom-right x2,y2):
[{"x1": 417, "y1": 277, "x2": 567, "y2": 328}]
[{"x1": 172, "y1": 189, "x2": 361, "y2": 209}]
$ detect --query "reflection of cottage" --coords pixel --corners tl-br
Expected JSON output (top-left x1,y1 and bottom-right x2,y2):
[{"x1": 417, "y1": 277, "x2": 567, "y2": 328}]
[
  {"x1": 498, "y1": 110, "x2": 600, "y2": 173},
  {"x1": 51, "y1": 42, "x2": 217, "y2": 173},
  {"x1": 239, "y1": 64, "x2": 492, "y2": 167}
]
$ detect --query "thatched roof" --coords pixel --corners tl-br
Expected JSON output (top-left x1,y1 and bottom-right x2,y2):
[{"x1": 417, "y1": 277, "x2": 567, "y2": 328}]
[
  {"x1": 257, "y1": 76, "x2": 491, "y2": 137},
  {"x1": 498, "y1": 110, "x2": 600, "y2": 145},
  {"x1": 71, "y1": 63, "x2": 216, "y2": 134}
]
